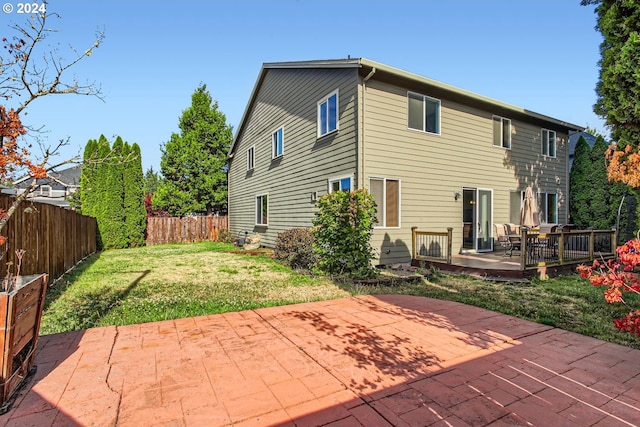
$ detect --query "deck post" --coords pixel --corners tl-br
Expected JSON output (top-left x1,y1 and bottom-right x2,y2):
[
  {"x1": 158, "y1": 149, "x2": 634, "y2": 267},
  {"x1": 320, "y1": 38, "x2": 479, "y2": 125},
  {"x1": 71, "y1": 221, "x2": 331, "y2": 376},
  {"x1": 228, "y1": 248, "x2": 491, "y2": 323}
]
[
  {"x1": 446, "y1": 227, "x2": 453, "y2": 264},
  {"x1": 411, "y1": 226, "x2": 417, "y2": 260},
  {"x1": 520, "y1": 229, "x2": 527, "y2": 270}
]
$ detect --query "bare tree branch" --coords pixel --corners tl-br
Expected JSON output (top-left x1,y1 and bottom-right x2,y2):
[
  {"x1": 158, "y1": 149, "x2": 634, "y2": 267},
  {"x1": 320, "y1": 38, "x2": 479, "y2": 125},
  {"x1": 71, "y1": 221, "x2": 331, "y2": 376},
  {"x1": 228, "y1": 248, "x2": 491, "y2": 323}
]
[{"x1": 1, "y1": 6, "x2": 104, "y2": 114}]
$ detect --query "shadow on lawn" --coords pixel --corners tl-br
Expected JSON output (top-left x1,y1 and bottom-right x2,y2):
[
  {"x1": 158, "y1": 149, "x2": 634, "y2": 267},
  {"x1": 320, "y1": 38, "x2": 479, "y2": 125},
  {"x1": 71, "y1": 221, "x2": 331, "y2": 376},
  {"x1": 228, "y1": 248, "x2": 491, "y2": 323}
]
[
  {"x1": 43, "y1": 251, "x2": 103, "y2": 310},
  {"x1": 43, "y1": 266, "x2": 150, "y2": 332}
]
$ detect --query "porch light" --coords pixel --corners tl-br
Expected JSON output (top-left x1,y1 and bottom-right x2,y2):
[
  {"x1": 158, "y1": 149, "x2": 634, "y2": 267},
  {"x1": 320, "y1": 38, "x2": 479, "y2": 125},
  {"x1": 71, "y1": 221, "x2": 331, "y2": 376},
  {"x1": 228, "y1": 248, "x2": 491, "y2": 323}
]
[{"x1": 454, "y1": 192, "x2": 461, "y2": 201}]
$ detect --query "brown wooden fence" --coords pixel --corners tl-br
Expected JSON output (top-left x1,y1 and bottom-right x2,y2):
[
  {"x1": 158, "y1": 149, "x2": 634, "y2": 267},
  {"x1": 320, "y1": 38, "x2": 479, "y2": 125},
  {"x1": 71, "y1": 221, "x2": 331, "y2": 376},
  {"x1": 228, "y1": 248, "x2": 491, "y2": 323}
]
[
  {"x1": 145, "y1": 215, "x2": 228, "y2": 246},
  {"x1": 0, "y1": 194, "x2": 97, "y2": 282}
]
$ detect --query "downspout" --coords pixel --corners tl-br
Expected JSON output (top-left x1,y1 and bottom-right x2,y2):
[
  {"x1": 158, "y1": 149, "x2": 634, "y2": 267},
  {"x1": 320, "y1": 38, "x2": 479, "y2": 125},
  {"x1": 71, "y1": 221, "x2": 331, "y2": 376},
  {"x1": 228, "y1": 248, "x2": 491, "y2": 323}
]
[{"x1": 360, "y1": 67, "x2": 376, "y2": 190}]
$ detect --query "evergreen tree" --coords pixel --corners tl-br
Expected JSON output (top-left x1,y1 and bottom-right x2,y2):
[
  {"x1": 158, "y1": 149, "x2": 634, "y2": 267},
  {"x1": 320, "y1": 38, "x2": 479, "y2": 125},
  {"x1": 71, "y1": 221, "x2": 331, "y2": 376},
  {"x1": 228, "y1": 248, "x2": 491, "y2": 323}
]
[
  {"x1": 582, "y1": 0, "x2": 640, "y2": 225},
  {"x1": 589, "y1": 136, "x2": 612, "y2": 230},
  {"x1": 101, "y1": 136, "x2": 127, "y2": 249},
  {"x1": 154, "y1": 84, "x2": 232, "y2": 216},
  {"x1": 124, "y1": 143, "x2": 147, "y2": 247},
  {"x1": 144, "y1": 166, "x2": 161, "y2": 194},
  {"x1": 582, "y1": 0, "x2": 640, "y2": 151},
  {"x1": 80, "y1": 138, "x2": 99, "y2": 218},
  {"x1": 569, "y1": 136, "x2": 592, "y2": 228}
]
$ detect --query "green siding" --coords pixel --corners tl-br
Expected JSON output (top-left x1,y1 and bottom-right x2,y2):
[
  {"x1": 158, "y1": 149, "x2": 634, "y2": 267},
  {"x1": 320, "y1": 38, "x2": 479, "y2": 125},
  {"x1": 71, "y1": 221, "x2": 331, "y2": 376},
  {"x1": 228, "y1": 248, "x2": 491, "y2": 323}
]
[
  {"x1": 228, "y1": 67, "x2": 359, "y2": 246},
  {"x1": 363, "y1": 80, "x2": 569, "y2": 264},
  {"x1": 230, "y1": 61, "x2": 573, "y2": 266}
]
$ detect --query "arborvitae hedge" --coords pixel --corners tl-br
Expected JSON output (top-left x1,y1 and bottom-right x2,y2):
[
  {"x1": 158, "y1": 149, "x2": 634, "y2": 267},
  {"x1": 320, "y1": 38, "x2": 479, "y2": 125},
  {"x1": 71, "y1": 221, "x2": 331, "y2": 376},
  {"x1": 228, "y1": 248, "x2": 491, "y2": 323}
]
[
  {"x1": 80, "y1": 135, "x2": 146, "y2": 249},
  {"x1": 124, "y1": 143, "x2": 147, "y2": 247}
]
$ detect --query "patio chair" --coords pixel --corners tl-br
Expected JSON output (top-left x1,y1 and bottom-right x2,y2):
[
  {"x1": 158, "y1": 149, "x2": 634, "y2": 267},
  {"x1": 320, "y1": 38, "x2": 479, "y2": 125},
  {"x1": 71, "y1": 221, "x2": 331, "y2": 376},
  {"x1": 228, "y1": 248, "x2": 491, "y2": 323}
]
[
  {"x1": 494, "y1": 223, "x2": 517, "y2": 257},
  {"x1": 505, "y1": 223, "x2": 522, "y2": 250}
]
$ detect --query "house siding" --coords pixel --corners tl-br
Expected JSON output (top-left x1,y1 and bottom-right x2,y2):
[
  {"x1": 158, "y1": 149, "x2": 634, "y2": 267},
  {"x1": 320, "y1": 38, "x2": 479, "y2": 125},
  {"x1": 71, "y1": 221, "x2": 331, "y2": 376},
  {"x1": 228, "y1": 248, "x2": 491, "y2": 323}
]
[
  {"x1": 228, "y1": 67, "x2": 359, "y2": 246},
  {"x1": 362, "y1": 79, "x2": 569, "y2": 264}
]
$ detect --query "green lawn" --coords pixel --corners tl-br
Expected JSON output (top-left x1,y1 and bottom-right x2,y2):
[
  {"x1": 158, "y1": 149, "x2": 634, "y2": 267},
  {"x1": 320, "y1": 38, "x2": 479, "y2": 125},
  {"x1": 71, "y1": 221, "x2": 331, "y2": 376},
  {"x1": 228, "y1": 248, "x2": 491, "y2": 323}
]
[{"x1": 41, "y1": 241, "x2": 640, "y2": 350}]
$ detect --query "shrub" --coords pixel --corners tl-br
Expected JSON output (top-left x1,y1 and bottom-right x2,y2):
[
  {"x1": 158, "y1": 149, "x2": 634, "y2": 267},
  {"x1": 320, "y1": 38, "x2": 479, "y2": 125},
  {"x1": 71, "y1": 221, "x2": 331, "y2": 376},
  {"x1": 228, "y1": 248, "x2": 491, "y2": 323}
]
[
  {"x1": 312, "y1": 189, "x2": 378, "y2": 279},
  {"x1": 578, "y1": 238, "x2": 640, "y2": 337},
  {"x1": 217, "y1": 228, "x2": 233, "y2": 243},
  {"x1": 274, "y1": 228, "x2": 317, "y2": 270}
]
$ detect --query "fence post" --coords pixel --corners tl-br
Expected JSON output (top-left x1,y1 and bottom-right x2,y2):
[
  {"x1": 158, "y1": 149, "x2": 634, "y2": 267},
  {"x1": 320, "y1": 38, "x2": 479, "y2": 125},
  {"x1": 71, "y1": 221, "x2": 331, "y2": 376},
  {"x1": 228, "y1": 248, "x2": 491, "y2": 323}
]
[
  {"x1": 411, "y1": 226, "x2": 417, "y2": 260},
  {"x1": 589, "y1": 230, "x2": 595, "y2": 260},
  {"x1": 446, "y1": 227, "x2": 453, "y2": 264}
]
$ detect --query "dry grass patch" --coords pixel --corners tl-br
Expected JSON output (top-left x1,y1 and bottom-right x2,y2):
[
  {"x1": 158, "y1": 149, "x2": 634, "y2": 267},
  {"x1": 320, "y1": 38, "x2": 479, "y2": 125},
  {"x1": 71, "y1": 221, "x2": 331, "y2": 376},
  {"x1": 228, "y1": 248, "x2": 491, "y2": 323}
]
[{"x1": 41, "y1": 242, "x2": 349, "y2": 334}]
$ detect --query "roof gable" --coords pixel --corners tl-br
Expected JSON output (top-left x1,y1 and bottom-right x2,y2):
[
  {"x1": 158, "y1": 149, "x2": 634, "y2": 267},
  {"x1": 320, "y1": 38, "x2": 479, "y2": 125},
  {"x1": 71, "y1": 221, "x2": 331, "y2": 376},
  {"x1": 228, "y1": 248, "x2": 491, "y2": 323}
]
[{"x1": 229, "y1": 58, "x2": 583, "y2": 158}]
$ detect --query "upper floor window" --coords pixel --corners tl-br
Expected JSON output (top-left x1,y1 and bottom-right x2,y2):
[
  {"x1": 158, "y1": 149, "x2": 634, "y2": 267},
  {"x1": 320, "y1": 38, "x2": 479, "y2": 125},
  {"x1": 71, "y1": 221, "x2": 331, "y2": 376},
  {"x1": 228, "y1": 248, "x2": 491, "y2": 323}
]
[
  {"x1": 272, "y1": 127, "x2": 284, "y2": 159},
  {"x1": 318, "y1": 90, "x2": 338, "y2": 137},
  {"x1": 328, "y1": 176, "x2": 352, "y2": 193},
  {"x1": 370, "y1": 177, "x2": 400, "y2": 228},
  {"x1": 493, "y1": 116, "x2": 511, "y2": 149},
  {"x1": 408, "y1": 92, "x2": 440, "y2": 134},
  {"x1": 542, "y1": 129, "x2": 556, "y2": 158},
  {"x1": 247, "y1": 146, "x2": 255, "y2": 171}
]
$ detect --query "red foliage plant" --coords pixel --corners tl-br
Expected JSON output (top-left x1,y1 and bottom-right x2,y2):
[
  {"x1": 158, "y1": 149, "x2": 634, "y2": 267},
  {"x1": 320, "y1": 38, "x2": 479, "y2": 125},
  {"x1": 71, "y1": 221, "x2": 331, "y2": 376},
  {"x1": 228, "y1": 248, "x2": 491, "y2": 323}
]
[
  {"x1": 577, "y1": 239, "x2": 640, "y2": 337},
  {"x1": 0, "y1": 106, "x2": 41, "y2": 246},
  {"x1": 144, "y1": 193, "x2": 169, "y2": 217}
]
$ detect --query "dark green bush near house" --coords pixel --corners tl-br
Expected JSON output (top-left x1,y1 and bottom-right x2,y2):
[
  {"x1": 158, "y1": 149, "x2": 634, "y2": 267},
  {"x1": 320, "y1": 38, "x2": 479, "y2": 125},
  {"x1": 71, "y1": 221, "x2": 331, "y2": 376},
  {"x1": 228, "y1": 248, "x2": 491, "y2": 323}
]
[
  {"x1": 274, "y1": 228, "x2": 317, "y2": 270},
  {"x1": 312, "y1": 189, "x2": 378, "y2": 279}
]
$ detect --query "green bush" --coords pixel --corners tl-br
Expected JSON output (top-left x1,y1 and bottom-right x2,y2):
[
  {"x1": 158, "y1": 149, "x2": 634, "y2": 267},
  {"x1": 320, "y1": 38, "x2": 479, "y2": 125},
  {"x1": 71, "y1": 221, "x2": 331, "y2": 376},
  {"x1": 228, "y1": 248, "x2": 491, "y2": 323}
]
[
  {"x1": 312, "y1": 189, "x2": 378, "y2": 279},
  {"x1": 274, "y1": 228, "x2": 317, "y2": 270}
]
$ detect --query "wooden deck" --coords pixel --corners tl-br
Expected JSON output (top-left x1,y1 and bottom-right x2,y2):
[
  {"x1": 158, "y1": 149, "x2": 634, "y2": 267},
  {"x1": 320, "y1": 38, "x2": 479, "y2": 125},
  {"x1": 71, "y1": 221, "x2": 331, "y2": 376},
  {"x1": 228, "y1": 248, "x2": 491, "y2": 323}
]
[
  {"x1": 412, "y1": 250, "x2": 594, "y2": 281},
  {"x1": 411, "y1": 228, "x2": 617, "y2": 281}
]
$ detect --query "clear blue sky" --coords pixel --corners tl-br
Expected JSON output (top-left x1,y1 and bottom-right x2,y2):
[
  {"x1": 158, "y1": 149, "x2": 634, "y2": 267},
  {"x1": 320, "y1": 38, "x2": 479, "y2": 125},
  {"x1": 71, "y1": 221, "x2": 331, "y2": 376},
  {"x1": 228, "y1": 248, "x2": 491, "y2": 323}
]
[{"x1": 3, "y1": 0, "x2": 605, "y2": 172}]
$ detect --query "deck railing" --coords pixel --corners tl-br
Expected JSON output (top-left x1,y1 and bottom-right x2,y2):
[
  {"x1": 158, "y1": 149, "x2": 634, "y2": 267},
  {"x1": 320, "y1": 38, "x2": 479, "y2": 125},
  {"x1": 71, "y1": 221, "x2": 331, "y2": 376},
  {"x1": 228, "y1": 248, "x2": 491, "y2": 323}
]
[
  {"x1": 411, "y1": 226, "x2": 617, "y2": 271},
  {"x1": 520, "y1": 229, "x2": 616, "y2": 269},
  {"x1": 411, "y1": 226, "x2": 453, "y2": 264}
]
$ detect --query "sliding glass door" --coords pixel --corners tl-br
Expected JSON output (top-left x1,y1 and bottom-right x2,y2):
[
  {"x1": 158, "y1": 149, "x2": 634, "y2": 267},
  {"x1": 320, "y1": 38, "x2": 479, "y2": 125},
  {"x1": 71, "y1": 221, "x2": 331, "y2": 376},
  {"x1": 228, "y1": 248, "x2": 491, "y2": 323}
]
[{"x1": 462, "y1": 188, "x2": 493, "y2": 252}]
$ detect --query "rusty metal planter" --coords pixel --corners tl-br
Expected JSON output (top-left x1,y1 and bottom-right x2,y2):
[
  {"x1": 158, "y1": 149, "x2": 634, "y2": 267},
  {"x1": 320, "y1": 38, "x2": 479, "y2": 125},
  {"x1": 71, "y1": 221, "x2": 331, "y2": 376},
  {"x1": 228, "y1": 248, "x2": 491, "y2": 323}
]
[{"x1": 0, "y1": 273, "x2": 47, "y2": 412}]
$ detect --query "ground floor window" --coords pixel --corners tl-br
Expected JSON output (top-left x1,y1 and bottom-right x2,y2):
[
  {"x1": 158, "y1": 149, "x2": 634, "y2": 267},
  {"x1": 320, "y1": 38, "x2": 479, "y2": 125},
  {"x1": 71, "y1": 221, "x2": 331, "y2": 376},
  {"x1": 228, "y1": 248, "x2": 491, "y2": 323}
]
[
  {"x1": 509, "y1": 190, "x2": 523, "y2": 224},
  {"x1": 538, "y1": 192, "x2": 557, "y2": 224},
  {"x1": 256, "y1": 194, "x2": 268, "y2": 225},
  {"x1": 370, "y1": 177, "x2": 400, "y2": 228},
  {"x1": 328, "y1": 175, "x2": 352, "y2": 193}
]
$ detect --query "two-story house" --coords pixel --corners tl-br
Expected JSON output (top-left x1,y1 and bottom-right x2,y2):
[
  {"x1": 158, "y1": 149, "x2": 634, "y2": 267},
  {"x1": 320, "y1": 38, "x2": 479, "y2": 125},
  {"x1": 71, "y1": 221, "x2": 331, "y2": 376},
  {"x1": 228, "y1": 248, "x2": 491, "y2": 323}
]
[
  {"x1": 2, "y1": 165, "x2": 81, "y2": 209},
  {"x1": 227, "y1": 58, "x2": 583, "y2": 265}
]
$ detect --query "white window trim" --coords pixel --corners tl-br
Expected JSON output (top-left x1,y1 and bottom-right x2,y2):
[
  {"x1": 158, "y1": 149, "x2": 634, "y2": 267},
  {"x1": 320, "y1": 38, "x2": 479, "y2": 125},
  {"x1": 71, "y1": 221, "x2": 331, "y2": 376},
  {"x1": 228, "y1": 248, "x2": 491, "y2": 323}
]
[
  {"x1": 542, "y1": 128, "x2": 557, "y2": 158},
  {"x1": 407, "y1": 91, "x2": 441, "y2": 135},
  {"x1": 272, "y1": 127, "x2": 284, "y2": 159},
  {"x1": 370, "y1": 177, "x2": 401, "y2": 229},
  {"x1": 40, "y1": 185, "x2": 52, "y2": 197},
  {"x1": 317, "y1": 89, "x2": 339, "y2": 138},
  {"x1": 246, "y1": 145, "x2": 255, "y2": 171},
  {"x1": 255, "y1": 193, "x2": 269, "y2": 226},
  {"x1": 327, "y1": 174, "x2": 354, "y2": 193},
  {"x1": 492, "y1": 115, "x2": 511, "y2": 149}
]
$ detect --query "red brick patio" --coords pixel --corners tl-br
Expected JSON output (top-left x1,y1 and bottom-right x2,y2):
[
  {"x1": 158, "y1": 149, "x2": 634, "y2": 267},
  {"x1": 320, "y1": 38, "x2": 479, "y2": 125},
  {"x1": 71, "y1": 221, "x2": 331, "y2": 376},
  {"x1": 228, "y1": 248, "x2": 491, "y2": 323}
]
[{"x1": 1, "y1": 295, "x2": 639, "y2": 426}]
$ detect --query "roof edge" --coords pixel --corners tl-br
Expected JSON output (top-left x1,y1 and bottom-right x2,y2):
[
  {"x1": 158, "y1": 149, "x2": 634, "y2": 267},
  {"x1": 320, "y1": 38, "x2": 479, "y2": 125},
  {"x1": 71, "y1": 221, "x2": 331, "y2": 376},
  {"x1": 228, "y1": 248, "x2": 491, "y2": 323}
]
[{"x1": 229, "y1": 57, "x2": 584, "y2": 159}]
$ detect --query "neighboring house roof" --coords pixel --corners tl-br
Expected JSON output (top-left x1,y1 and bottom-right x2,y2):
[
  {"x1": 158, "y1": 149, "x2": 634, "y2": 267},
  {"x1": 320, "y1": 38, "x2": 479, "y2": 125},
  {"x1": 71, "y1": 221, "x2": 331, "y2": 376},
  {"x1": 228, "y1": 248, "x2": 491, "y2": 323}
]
[
  {"x1": 4, "y1": 165, "x2": 81, "y2": 209},
  {"x1": 229, "y1": 57, "x2": 585, "y2": 158},
  {"x1": 568, "y1": 131, "x2": 597, "y2": 169},
  {"x1": 568, "y1": 131, "x2": 597, "y2": 155},
  {"x1": 14, "y1": 164, "x2": 81, "y2": 190}
]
